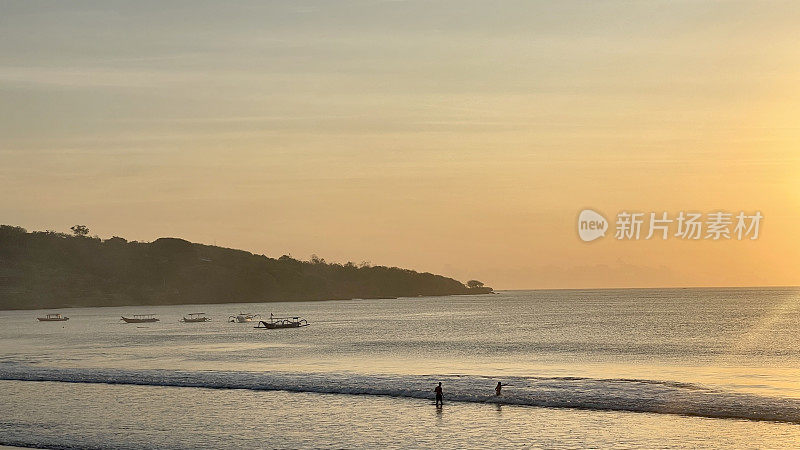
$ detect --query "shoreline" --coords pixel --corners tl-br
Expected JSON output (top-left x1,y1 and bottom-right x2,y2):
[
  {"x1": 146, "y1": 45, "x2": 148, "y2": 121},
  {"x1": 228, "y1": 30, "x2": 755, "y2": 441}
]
[{"x1": 0, "y1": 290, "x2": 495, "y2": 312}]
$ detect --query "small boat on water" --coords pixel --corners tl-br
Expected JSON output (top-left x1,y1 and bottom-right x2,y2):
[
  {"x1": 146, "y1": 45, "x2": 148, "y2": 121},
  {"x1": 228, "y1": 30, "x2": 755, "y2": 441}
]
[
  {"x1": 255, "y1": 314, "x2": 309, "y2": 329},
  {"x1": 121, "y1": 314, "x2": 160, "y2": 323},
  {"x1": 37, "y1": 313, "x2": 69, "y2": 322},
  {"x1": 181, "y1": 312, "x2": 211, "y2": 323},
  {"x1": 229, "y1": 313, "x2": 260, "y2": 323}
]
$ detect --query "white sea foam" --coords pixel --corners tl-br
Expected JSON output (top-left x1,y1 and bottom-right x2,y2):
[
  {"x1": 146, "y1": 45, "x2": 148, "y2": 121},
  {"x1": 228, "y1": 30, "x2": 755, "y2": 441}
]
[{"x1": 2, "y1": 364, "x2": 800, "y2": 424}]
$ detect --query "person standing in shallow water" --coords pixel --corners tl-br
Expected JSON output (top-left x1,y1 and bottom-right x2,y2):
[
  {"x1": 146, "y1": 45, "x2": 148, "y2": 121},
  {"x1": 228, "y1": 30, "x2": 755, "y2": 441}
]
[
  {"x1": 495, "y1": 381, "x2": 504, "y2": 396},
  {"x1": 434, "y1": 382, "x2": 443, "y2": 406}
]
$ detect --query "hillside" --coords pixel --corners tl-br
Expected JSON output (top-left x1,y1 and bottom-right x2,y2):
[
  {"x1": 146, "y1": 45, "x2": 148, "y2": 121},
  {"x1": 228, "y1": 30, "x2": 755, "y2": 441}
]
[{"x1": 0, "y1": 225, "x2": 492, "y2": 310}]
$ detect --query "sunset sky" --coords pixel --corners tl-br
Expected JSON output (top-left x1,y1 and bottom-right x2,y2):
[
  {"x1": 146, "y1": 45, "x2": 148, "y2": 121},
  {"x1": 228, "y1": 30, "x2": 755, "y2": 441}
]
[{"x1": 1, "y1": 1, "x2": 799, "y2": 289}]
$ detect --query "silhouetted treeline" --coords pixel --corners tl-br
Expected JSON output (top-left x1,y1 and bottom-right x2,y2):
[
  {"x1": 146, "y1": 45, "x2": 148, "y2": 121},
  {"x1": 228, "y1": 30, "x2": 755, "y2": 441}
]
[{"x1": 0, "y1": 225, "x2": 492, "y2": 310}]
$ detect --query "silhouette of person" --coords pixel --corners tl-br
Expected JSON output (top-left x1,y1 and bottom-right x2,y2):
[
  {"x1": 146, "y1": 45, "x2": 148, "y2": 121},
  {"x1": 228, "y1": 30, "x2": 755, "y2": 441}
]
[
  {"x1": 495, "y1": 381, "x2": 504, "y2": 396},
  {"x1": 434, "y1": 382, "x2": 443, "y2": 406}
]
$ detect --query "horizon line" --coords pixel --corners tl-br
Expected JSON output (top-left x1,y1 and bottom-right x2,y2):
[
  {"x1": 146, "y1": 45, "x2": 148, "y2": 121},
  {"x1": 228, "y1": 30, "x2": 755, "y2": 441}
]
[{"x1": 495, "y1": 285, "x2": 800, "y2": 292}]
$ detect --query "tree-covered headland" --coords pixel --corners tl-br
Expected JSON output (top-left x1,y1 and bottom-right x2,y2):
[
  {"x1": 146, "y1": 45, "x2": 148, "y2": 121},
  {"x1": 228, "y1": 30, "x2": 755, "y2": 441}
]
[{"x1": 0, "y1": 225, "x2": 493, "y2": 310}]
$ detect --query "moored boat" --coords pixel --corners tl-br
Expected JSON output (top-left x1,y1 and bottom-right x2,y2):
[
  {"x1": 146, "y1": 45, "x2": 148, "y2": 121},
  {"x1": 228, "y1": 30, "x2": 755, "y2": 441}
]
[
  {"x1": 181, "y1": 312, "x2": 211, "y2": 323},
  {"x1": 229, "y1": 313, "x2": 260, "y2": 323},
  {"x1": 255, "y1": 313, "x2": 309, "y2": 329},
  {"x1": 121, "y1": 314, "x2": 159, "y2": 323},
  {"x1": 37, "y1": 313, "x2": 69, "y2": 322}
]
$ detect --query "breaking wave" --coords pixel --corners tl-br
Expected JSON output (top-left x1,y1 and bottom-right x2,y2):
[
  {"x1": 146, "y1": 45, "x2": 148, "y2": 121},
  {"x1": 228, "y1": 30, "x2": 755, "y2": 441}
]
[{"x1": 2, "y1": 364, "x2": 800, "y2": 424}]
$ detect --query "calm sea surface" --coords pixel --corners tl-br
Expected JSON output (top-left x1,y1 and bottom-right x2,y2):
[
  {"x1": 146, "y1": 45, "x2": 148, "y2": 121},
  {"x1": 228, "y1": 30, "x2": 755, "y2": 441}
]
[{"x1": 2, "y1": 288, "x2": 800, "y2": 448}]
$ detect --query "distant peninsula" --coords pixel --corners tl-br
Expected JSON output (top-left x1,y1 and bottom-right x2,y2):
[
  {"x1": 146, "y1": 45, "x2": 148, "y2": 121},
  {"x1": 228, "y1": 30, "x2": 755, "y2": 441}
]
[{"x1": 0, "y1": 225, "x2": 492, "y2": 310}]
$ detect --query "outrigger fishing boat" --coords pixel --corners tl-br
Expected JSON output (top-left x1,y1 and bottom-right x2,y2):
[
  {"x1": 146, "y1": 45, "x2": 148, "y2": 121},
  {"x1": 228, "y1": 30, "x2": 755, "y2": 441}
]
[
  {"x1": 37, "y1": 313, "x2": 69, "y2": 322},
  {"x1": 255, "y1": 313, "x2": 309, "y2": 329},
  {"x1": 181, "y1": 312, "x2": 211, "y2": 323},
  {"x1": 121, "y1": 314, "x2": 159, "y2": 323},
  {"x1": 229, "y1": 313, "x2": 260, "y2": 323}
]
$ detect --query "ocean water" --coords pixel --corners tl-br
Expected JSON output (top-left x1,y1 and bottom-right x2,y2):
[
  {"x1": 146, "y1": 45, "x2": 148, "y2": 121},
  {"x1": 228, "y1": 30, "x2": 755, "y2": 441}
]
[{"x1": 2, "y1": 288, "x2": 800, "y2": 448}]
